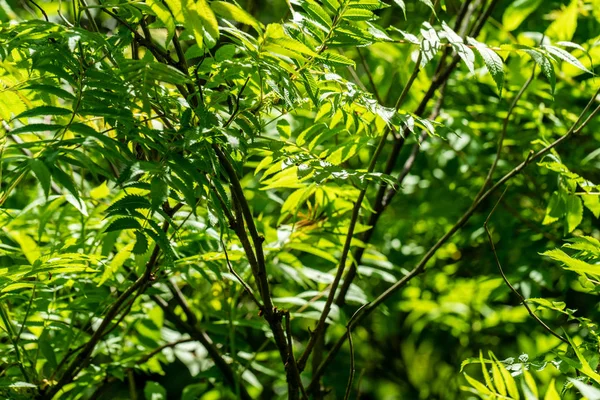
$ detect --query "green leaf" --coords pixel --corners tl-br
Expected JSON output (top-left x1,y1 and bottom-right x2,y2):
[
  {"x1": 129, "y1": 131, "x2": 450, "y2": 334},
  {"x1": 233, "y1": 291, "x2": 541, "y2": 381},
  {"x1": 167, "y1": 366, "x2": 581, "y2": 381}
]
[
  {"x1": 543, "y1": 45, "x2": 592, "y2": 75},
  {"x1": 441, "y1": 22, "x2": 475, "y2": 73},
  {"x1": 147, "y1": 0, "x2": 176, "y2": 46},
  {"x1": 467, "y1": 37, "x2": 505, "y2": 95},
  {"x1": 542, "y1": 191, "x2": 564, "y2": 225},
  {"x1": 29, "y1": 159, "x2": 51, "y2": 198},
  {"x1": 420, "y1": 22, "x2": 441, "y2": 68},
  {"x1": 565, "y1": 194, "x2": 583, "y2": 232},
  {"x1": 318, "y1": 51, "x2": 355, "y2": 67},
  {"x1": 544, "y1": 379, "x2": 560, "y2": 400},
  {"x1": 196, "y1": 0, "x2": 220, "y2": 40},
  {"x1": 133, "y1": 231, "x2": 149, "y2": 255},
  {"x1": 568, "y1": 378, "x2": 600, "y2": 400},
  {"x1": 151, "y1": 177, "x2": 169, "y2": 210},
  {"x1": 525, "y1": 49, "x2": 556, "y2": 94},
  {"x1": 14, "y1": 106, "x2": 72, "y2": 120},
  {"x1": 565, "y1": 334, "x2": 600, "y2": 385},
  {"x1": 211, "y1": 1, "x2": 262, "y2": 31},
  {"x1": 104, "y1": 218, "x2": 142, "y2": 233},
  {"x1": 582, "y1": 194, "x2": 600, "y2": 218},
  {"x1": 10, "y1": 124, "x2": 63, "y2": 135},
  {"x1": 463, "y1": 372, "x2": 494, "y2": 396},
  {"x1": 99, "y1": 242, "x2": 134, "y2": 286},
  {"x1": 418, "y1": 0, "x2": 437, "y2": 16},
  {"x1": 392, "y1": 0, "x2": 406, "y2": 17},
  {"x1": 542, "y1": 248, "x2": 599, "y2": 277},
  {"x1": 502, "y1": 0, "x2": 543, "y2": 31},
  {"x1": 545, "y1": 0, "x2": 578, "y2": 42}
]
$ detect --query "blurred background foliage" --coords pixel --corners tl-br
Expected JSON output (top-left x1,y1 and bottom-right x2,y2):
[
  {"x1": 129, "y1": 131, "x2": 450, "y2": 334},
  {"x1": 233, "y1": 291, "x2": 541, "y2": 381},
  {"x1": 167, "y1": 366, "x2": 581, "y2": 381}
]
[{"x1": 0, "y1": 0, "x2": 599, "y2": 399}]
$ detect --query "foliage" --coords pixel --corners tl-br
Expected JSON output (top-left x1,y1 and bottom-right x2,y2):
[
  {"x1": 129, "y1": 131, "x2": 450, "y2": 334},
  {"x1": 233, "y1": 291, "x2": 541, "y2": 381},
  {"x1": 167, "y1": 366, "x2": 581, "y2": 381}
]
[{"x1": 0, "y1": 0, "x2": 599, "y2": 399}]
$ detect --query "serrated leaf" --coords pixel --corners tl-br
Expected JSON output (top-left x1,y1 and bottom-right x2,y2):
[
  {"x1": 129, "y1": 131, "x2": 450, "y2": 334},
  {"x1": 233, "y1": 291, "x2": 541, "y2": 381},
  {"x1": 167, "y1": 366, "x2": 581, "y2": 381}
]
[
  {"x1": 196, "y1": 0, "x2": 219, "y2": 40},
  {"x1": 543, "y1": 45, "x2": 592, "y2": 74},
  {"x1": 441, "y1": 22, "x2": 474, "y2": 73},
  {"x1": 542, "y1": 248, "x2": 599, "y2": 277},
  {"x1": 10, "y1": 124, "x2": 63, "y2": 135},
  {"x1": 14, "y1": 106, "x2": 72, "y2": 120},
  {"x1": 467, "y1": 37, "x2": 504, "y2": 95},
  {"x1": 104, "y1": 218, "x2": 142, "y2": 232},
  {"x1": 582, "y1": 194, "x2": 600, "y2": 218},
  {"x1": 420, "y1": 22, "x2": 441, "y2": 68},
  {"x1": 318, "y1": 51, "x2": 355, "y2": 67},
  {"x1": 107, "y1": 195, "x2": 152, "y2": 216},
  {"x1": 525, "y1": 49, "x2": 556, "y2": 94},
  {"x1": 566, "y1": 334, "x2": 600, "y2": 385},
  {"x1": 133, "y1": 231, "x2": 149, "y2": 255},
  {"x1": 151, "y1": 177, "x2": 169, "y2": 210}
]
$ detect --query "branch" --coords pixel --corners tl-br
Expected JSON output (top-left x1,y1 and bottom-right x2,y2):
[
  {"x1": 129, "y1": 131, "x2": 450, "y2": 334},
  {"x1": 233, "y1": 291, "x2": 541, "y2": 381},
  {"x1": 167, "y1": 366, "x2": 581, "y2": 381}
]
[
  {"x1": 296, "y1": 50, "x2": 425, "y2": 374},
  {"x1": 334, "y1": 0, "x2": 501, "y2": 306},
  {"x1": 484, "y1": 187, "x2": 567, "y2": 343},
  {"x1": 152, "y1": 295, "x2": 254, "y2": 400},
  {"x1": 307, "y1": 86, "x2": 600, "y2": 392},
  {"x1": 41, "y1": 204, "x2": 175, "y2": 399}
]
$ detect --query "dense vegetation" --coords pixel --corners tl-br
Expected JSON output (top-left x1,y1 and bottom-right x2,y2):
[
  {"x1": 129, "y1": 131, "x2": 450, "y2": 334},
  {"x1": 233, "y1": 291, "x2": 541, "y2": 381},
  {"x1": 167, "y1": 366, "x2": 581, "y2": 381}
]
[{"x1": 0, "y1": 0, "x2": 599, "y2": 399}]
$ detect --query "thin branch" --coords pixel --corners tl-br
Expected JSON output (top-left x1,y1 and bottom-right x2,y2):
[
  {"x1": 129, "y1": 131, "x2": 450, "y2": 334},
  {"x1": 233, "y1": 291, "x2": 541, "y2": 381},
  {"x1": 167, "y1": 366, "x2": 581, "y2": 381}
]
[
  {"x1": 297, "y1": 49, "x2": 424, "y2": 374},
  {"x1": 136, "y1": 338, "x2": 195, "y2": 364},
  {"x1": 484, "y1": 187, "x2": 567, "y2": 343},
  {"x1": 224, "y1": 77, "x2": 251, "y2": 128},
  {"x1": 285, "y1": 312, "x2": 308, "y2": 400},
  {"x1": 27, "y1": 0, "x2": 48, "y2": 21},
  {"x1": 356, "y1": 48, "x2": 382, "y2": 104},
  {"x1": 343, "y1": 303, "x2": 367, "y2": 400},
  {"x1": 474, "y1": 57, "x2": 537, "y2": 202},
  {"x1": 152, "y1": 295, "x2": 254, "y2": 400},
  {"x1": 221, "y1": 234, "x2": 262, "y2": 309},
  {"x1": 335, "y1": 0, "x2": 501, "y2": 307}
]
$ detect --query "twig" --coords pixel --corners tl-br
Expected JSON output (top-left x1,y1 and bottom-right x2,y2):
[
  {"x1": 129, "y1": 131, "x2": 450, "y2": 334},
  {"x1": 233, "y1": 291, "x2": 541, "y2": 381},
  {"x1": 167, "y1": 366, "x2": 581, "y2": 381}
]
[
  {"x1": 220, "y1": 234, "x2": 262, "y2": 309},
  {"x1": 474, "y1": 56, "x2": 537, "y2": 202},
  {"x1": 357, "y1": 48, "x2": 383, "y2": 104},
  {"x1": 285, "y1": 312, "x2": 308, "y2": 400},
  {"x1": 224, "y1": 77, "x2": 251, "y2": 128},
  {"x1": 136, "y1": 338, "x2": 195, "y2": 364},
  {"x1": 484, "y1": 187, "x2": 567, "y2": 343},
  {"x1": 343, "y1": 303, "x2": 367, "y2": 400},
  {"x1": 27, "y1": 0, "x2": 48, "y2": 21}
]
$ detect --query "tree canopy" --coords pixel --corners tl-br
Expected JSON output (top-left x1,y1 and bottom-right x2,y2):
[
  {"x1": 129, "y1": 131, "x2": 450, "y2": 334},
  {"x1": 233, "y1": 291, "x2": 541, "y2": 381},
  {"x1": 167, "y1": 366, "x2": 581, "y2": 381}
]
[{"x1": 0, "y1": 0, "x2": 599, "y2": 399}]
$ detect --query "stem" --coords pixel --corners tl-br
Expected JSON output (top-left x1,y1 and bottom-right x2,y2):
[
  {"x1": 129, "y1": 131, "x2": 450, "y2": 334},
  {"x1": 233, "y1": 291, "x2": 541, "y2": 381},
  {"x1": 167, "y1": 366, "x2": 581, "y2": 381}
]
[{"x1": 484, "y1": 187, "x2": 567, "y2": 343}]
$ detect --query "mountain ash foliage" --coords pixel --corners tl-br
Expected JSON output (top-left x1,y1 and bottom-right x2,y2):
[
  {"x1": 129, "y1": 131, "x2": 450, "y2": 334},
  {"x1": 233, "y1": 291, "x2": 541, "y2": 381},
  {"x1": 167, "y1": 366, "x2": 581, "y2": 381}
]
[{"x1": 0, "y1": 0, "x2": 599, "y2": 399}]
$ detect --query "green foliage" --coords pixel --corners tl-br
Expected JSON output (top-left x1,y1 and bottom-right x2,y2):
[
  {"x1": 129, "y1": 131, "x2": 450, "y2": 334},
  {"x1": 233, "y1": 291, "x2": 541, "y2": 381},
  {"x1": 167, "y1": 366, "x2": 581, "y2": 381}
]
[{"x1": 0, "y1": 0, "x2": 599, "y2": 399}]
